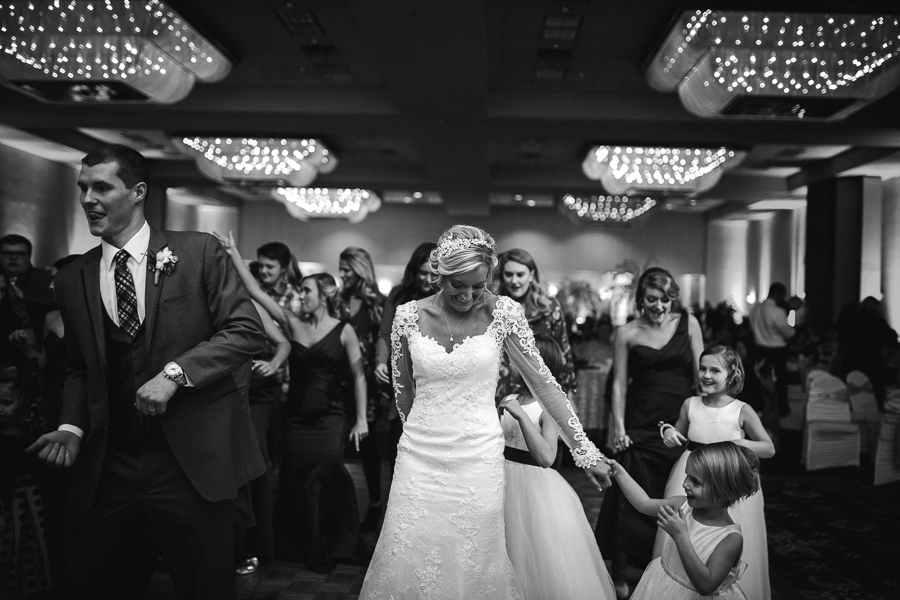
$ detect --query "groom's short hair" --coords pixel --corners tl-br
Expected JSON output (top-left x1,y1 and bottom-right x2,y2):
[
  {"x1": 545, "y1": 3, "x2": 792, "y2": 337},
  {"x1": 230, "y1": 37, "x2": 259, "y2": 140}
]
[{"x1": 82, "y1": 144, "x2": 151, "y2": 190}]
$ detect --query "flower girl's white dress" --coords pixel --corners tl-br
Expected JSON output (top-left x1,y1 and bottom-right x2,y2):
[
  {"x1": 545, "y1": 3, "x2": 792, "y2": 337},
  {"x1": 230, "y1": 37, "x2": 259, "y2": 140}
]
[
  {"x1": 653, "y1": 397, "x2": 770, "y2": 600},
  {"x1": 634, "y1": 502, "x2": 746, "y2": 600},
  {"x1": 360, "y1": 297, "x2": 602, "y2": 600},
  {"x1": 501, "y1": 401, "x2": 615, "y2": 600}
]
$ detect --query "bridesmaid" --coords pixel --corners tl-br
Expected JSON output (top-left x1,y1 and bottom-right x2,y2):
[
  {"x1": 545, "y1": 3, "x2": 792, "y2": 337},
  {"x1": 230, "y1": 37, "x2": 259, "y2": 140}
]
[
  {"x1": 594, "y1": 267, "x2": 703, "y2": 598},
  {"x1": 338, "y1": 247, "x2": 388, "y2": 531},
  {"x1": 219, "y1": 234, "x2": 369, "y2": 573},
  {"x1": 496, "y1": 249, "x2": 576, "y2": 403}
]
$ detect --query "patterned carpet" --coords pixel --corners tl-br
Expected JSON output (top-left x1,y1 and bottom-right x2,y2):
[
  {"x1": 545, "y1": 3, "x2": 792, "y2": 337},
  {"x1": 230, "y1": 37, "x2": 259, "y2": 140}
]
[{"x1": 139, "y1": 430, "x2": 899, "y2": 600}]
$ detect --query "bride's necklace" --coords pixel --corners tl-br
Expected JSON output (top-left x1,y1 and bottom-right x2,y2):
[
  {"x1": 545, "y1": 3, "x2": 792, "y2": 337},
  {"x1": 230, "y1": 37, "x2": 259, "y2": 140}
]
[{"x1": 443, "y1": 308, "x2": 470, "y2": 342}]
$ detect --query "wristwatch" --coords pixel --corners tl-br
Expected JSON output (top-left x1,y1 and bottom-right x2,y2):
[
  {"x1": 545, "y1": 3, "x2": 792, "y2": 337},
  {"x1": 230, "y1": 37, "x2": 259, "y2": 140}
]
[{"x1": 163, "y1": 362, "x2": 188, "y2": 386}]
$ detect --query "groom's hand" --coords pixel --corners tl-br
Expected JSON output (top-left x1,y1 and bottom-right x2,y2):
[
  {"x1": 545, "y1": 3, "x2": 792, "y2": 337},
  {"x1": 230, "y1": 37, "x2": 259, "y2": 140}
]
[
  {"x1": 26, "y1": 430, "x2": 80, "y2": 467},
  {"x1": 136, "y1": 372, "x2": 179, "y2": 416}
]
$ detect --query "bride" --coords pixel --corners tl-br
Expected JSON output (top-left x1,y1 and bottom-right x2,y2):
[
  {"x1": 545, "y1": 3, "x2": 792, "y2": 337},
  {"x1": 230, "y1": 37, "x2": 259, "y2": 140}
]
[{"x1": 360, "y1": 225, "x2": 610, "y2": 599}]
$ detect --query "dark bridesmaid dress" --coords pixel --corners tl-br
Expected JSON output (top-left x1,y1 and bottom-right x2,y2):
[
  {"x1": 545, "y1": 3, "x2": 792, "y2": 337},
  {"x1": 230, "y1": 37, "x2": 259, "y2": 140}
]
[
  {"x1": 274, "y1": 322, "x2": 366, "y2": 572},
  {"x1": 595, "y1": 310, "x2": 694, "y2": 568}
]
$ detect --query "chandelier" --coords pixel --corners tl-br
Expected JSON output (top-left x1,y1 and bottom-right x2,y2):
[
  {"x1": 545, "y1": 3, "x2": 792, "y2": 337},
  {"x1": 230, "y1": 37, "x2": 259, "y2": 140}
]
[
  {"x1": 174, "y1": 137, "x2": 338, "y2": 188},
  {"x1": 582, "y1": 146, "x2": 745, "y2": 195},
  {"x1": 0, "y1": 1, "x2": 230, "y2": 104},
  {"x1": 273, "y1": 187, "x2": 381, "y2": 223},
  {"x1": 560, "y1": 194, "x2": 657, "y2": 224},
  {"x1": 646, "y1": 10, "x2": 900, "y2": 120}
]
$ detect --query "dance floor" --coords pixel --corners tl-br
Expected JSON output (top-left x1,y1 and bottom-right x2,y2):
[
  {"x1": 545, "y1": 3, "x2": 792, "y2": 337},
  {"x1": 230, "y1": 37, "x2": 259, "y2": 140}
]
[{"x1": 144, "y1": 430, "x2": 899, "y2": 600}]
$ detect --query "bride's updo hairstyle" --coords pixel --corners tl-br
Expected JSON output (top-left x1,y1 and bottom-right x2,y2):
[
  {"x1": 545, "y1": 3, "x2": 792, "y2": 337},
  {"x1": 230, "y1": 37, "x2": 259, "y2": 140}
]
[{"x1": 428, "y1": 225, "x2": 499, "y2": 287}]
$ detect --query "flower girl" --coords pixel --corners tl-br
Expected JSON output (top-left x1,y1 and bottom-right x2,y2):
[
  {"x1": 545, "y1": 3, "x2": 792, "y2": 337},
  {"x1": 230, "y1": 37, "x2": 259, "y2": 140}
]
[
  {"x1": 655, "y1": 345, "x2": 774, "y2": 600},
  {"x1": 499, "y1": 334, "x2": 615, "y2": 600},
  {"x1": 609, "y1": 441, "x2": 759, "y2": 599}
]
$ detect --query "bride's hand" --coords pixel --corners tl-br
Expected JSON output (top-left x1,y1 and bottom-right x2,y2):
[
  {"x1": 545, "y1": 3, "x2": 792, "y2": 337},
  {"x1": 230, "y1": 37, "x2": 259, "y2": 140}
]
[{"x1": 584, "y1": 460, "x2": 612, "y2": 491}]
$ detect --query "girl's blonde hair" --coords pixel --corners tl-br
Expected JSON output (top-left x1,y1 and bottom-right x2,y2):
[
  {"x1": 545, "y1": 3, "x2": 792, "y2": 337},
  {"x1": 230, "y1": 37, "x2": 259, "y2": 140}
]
[
  {"x1": 687, "y1": 441, "x2": 760, "y2": 507},
  {"x1": 301, "y1": 273, "x2": 347, "y2": 320}
]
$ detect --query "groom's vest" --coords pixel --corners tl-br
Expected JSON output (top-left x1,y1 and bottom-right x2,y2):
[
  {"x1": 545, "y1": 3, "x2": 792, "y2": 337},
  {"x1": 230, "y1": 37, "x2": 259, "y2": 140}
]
[{"x1": 102, "y1": 309, "x2": 164, "y2": 454}]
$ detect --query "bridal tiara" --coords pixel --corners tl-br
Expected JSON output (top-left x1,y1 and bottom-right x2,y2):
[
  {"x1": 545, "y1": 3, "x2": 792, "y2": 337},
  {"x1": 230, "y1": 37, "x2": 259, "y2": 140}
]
[{"x1": 436, "y1": 237, "x2": 495, "y2": 259}]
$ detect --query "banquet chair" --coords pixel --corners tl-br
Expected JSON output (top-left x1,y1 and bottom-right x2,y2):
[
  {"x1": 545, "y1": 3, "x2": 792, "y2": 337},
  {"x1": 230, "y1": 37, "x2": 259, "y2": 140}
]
[
  {"x1": 845, "y1": 370, "x2": 882, "y2": 456},
  {"x1": 802, "y1": 372, "x2": 861, "y2": 471},
  {"x1": 806, "y1": 368, "x2": 830, "y2": 390},
  {"x1": 873, "y1": 390, "x2": 900, "y2": 486}
]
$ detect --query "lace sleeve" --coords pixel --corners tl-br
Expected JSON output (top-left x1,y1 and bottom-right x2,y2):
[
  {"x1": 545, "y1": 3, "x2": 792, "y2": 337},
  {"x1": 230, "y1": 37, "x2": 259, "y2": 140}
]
[
  {"x1": 492, "y1": 297, "x2": 604, "y2": 468},
  {"x1": 391, "y1": 301, "x2": 418, "y2": 422}
]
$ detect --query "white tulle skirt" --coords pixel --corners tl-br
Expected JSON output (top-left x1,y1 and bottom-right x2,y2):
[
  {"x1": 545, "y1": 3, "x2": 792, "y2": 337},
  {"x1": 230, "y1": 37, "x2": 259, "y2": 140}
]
[
  {"x1": 654, "y1": 450, "x2": 770, "y2": 600},
  {"x1": 504, "y1": 460, "x2": 615, "y2": 600},
  {"x1": 631, "y1": 557, "x2": 747, "y2": 600}
]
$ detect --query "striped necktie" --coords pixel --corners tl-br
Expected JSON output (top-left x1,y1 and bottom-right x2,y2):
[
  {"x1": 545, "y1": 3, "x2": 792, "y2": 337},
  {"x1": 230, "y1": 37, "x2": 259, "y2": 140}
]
[{"x1": 114, "y1": 250, "x2": 140, "y2": 337}]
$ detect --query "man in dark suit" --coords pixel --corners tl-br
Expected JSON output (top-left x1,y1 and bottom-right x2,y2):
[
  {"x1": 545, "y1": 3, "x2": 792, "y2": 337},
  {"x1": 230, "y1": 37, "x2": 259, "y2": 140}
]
[
  {"x1": 27, "y1": 144, "x2": 266, "y2": 599},
  {"x1": 0, "y1": 233, "x2": 56, "y2": 366}
]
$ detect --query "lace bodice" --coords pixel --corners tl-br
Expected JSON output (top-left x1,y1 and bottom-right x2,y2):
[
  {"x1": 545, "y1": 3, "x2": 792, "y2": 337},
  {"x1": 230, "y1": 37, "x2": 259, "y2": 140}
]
[{"x1": 390, "y1": 296, "x2": 603, "y2": 469}]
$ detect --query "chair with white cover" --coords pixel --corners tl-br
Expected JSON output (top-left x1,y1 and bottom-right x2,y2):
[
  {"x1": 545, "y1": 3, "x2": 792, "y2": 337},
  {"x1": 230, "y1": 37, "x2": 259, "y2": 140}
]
[
  {"x1": 806, "y1": 368, "x2": 830, "y2": 389},
  {"x1": 802, "y1": 372, "x2": 861, "y2": 471},
  {"x1": 873, "y1": 390, "x2": 900, "y2": 486},
  {"x1": 846, "y1": 370, "x2": 882, "y2": 456}
]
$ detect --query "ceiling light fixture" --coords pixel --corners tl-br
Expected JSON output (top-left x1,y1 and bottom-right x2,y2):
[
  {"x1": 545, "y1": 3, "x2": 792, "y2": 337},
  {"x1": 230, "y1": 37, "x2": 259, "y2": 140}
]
[
  {"x1": 560, "y1": 194, "x2": 657, "y2": 224},
  {"x1": 174, "y1": 137, "x2": 338, "y2": 187},
  {"x1": 646, "y1": 10, "x2": 900, "y2": 120},
  {"x1": 273, "y1": 187, "x2": 381, "y2": 223},
  {"x1": 0, "y1": 0, "x2": 231, "y2": 104},
  {"x1": 582, "y1": 145, "x2": 745, "y2": 195}
]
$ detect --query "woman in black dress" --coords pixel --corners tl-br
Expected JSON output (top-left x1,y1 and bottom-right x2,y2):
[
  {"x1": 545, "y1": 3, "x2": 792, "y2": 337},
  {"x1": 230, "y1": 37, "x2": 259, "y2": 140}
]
[
  {"x1": 594, "y1": 267, "x2": 703, "y2": 598},
  {"x1": 338, "y1": 247, "x2": 387, "y2": 531},
  {"x1": 220, "y1": 236, "x2": 368, "y2": 574}
]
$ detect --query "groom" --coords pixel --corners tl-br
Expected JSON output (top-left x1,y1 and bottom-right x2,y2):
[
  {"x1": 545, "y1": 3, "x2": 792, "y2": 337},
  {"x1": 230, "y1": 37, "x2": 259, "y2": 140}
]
[{"x1": 27, "y1": 144, "x2": 266, "y2": 599}]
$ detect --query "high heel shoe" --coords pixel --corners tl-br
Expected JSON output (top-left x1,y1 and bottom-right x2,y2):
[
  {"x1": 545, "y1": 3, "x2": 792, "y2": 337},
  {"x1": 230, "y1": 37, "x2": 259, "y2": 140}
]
[{"x1": 235, "y1": 557, "x2": 259, "y2": 576}]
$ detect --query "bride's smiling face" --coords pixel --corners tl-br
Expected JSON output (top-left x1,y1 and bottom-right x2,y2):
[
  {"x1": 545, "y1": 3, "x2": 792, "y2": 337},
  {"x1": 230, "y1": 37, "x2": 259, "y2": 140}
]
[{"x1": 441, "y1": 265, "x2": 490, "y2": 313}]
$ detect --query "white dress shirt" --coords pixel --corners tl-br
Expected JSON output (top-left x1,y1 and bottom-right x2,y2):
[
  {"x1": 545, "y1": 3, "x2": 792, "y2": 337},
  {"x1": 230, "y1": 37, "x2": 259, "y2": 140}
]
[
  {"x1": 749, "y1": 297, "x2": 795, "y2": 349},
  {"x1": 100, "y1": 221, "x2": 150, "y2": 325}
]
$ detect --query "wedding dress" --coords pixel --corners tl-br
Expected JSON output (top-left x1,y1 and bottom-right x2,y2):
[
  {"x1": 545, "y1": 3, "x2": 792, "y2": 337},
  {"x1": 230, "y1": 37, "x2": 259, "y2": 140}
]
[{"x1": 360, "y1": 296, "x2": 602, "y2": 600}]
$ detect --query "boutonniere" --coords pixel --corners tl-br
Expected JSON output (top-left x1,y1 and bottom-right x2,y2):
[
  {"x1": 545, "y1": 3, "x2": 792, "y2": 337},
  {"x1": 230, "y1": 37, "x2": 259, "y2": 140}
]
[{"x1": 147, "y1": 247, "x2": 179, "y2": 285}]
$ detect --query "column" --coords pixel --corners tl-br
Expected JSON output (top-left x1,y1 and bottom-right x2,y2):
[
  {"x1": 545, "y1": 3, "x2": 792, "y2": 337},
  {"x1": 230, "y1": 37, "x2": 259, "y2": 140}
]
[
  {"x1": 706, "y1": 219, "x2": 748, "y2": 312},
  {"x1": 883, "y1": 178, "x2": 900, "y2": 329},
  {"x1": 805, "y1": 176, "x2": 880, "y2": 327}
]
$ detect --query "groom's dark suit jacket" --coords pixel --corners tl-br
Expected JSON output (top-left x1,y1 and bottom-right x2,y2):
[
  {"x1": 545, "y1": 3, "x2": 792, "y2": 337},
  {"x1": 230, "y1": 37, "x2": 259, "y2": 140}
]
[{"x1": 55, "y1": 229, "x2": 266, "y2": 513}]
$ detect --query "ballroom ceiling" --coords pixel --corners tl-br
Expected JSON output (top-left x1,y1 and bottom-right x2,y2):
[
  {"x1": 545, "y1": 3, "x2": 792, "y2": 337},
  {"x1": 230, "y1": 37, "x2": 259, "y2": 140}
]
[{"x1": 3, "y1": 0, "x2": 900, "y2": 218}]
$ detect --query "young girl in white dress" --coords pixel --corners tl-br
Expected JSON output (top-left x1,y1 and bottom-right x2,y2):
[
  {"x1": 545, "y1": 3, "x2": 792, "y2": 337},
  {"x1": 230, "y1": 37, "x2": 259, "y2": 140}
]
[
  {"x1": 499, "y1": 334, "x2": 615, "y2": 600},
  {"x1": 609, "y1": 441, "x2": 760, "y2": 600},
  {"x1": 655, "y1": 345, "x2": 775, "y2": 600}
]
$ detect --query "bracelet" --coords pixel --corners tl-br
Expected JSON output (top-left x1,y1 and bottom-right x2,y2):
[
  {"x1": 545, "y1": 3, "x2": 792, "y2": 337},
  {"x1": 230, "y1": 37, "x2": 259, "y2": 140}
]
[{"x1": 658, "y1": 421, "x2": 675, "y2": 439}]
